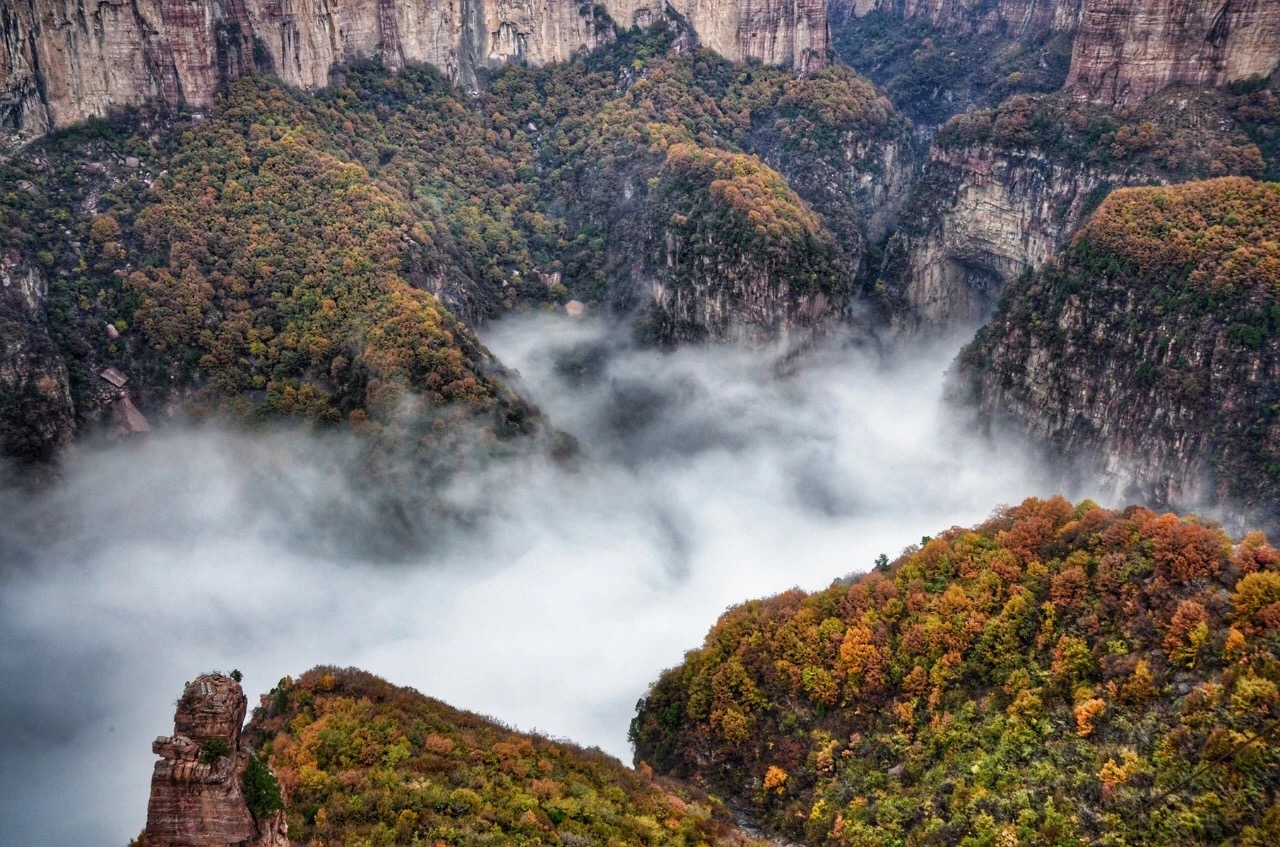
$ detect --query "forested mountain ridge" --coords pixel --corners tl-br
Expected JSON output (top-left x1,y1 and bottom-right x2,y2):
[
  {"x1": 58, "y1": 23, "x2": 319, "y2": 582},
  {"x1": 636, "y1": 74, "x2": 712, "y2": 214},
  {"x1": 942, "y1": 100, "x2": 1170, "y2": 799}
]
[
  {"x1": 630, "y1": 496, "x2": 1280, "y2": 846},
  {"x1": 874, "y1": 76, "x2": 1280, "y2": 332}
]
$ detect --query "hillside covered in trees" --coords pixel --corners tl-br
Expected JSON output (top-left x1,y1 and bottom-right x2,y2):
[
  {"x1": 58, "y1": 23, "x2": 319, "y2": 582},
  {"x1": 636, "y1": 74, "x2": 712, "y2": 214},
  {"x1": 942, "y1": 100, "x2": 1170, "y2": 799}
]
[
  {"x1": 243, "y1": 667, "x2": 763, "y2": 847},
  {"x1": 957, "y1": 178, "x2": 1280, "y2": 533},
  {"x1": 0, "y1": 26, "x2": 908, "y2": 462},
  {"x1": 630, "y1": 497, "x2": 1280, "y2": 846}
]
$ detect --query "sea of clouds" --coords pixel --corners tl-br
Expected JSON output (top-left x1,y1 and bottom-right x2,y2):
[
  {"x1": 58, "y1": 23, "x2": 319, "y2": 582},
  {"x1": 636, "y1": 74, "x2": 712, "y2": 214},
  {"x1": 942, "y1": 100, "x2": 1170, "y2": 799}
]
[{"x1": 0, "y1": 314, "x2": 1094, "y2": 844}]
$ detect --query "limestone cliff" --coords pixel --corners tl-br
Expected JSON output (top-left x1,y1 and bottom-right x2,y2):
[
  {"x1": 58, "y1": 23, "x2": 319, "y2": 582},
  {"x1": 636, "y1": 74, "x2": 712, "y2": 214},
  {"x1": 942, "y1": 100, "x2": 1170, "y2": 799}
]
[
  {"x1": 1066, "y1": 0, "x2": 1280, "y2": 105},
  {"x1": 145, "y1": 673, "x2": 288, "y2": 847},
  {"x1": 0, "y1": 0, "x2": 828, "y2": 152},
  {"x1": 885, "y1": 142, "x2": 1133, "y2": 330},
  {"x1": 882, "y1": 82, "x2": 1275, "y2": 332},
  {"x1": 637, "y1": 143, "x2": 848, "y2": 345}
]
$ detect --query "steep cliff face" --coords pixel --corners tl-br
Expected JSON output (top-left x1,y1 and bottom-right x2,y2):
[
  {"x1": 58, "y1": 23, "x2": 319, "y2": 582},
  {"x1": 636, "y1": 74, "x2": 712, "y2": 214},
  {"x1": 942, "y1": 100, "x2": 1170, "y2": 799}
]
[
  {"x1": 956, "y1": 178, "x2": 1280, "y2": 531},
  {"x1": 146, "y1": 673, "x2": 288, "y2": 847},
  {"x1": 887, "y1": 143, "x2": 1131, "y2": 329},
  {"x1": 637, "y1": 143, "x2": 847, "y2": 344},
  {"x1": 0, "y1": 249, "x2": 73, "y2": 459},
  {"x1": 0, "y1": 0, "x2": 829, "y2": 152},
  {"x1": 0, "y1": 0, "x2": 609, "y2": 152},
  {"x1": 1066, "y1": 0, "x2": 1280, "y2": 105}
]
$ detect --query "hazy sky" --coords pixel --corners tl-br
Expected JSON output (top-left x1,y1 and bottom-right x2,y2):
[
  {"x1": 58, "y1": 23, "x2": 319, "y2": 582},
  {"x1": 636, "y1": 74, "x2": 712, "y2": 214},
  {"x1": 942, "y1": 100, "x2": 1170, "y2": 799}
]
[{"x1": 0, "y1": 315, "x2": 1093, "y2": 845}]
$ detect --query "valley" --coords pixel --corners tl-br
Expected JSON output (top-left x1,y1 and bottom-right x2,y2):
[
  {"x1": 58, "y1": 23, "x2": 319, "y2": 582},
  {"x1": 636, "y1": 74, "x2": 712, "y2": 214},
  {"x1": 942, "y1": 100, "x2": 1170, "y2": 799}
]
[{"x1": 0, "y1": 1, "x2": 1278, "y2": 845}]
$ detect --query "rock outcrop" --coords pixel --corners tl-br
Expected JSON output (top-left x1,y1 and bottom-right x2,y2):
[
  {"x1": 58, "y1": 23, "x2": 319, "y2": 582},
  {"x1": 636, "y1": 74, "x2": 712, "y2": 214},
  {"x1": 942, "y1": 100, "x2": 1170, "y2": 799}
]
[
  {"x1": 145, "y1": 673, "x2": 288, "y2": 847},
  {"x1": 1, "y1": 0, "x2": 828, "y2": 152},
  {"x1": 884, "y1": 78, "x2": 1274, "y2": 333},
  {"x1": 636, "y1": 143, "x2": 849, "y2": 345},
  {"x1": 1066, "y1": 0, "x2": 1280, "y2": 105}
]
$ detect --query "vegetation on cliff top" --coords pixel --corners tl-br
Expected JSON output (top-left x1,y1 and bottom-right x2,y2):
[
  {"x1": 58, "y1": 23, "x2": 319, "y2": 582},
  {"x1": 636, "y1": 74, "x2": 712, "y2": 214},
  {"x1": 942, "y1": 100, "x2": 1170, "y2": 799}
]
[
  {"x1": 830, "y1": 8, "x2": 1073, "y2": 127},
  {"x1": 1076, "y1": 178, "x2": 1280, "y2": 297},
  {"x1": 245, "y1": 667, "x2": 760, "y2": 847},
  {"x1": 936, "y1": 80, "x2": 1280, "y2": 182},
  {"x1": 958, "y1": 178, "x2": 1280, "y2": 520},
  {"x1": 630, "y1": 496, "x2": 1280, "y2": 846}
]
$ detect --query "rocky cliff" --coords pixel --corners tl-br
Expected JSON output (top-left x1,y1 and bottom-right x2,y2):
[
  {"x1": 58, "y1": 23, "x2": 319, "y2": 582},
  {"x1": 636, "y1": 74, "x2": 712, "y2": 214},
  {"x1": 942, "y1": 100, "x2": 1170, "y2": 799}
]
[
  {"x1": 1066, "y1": 0, "x2": 1280, "y2": 105},
  {"x1": 0, "y1": 0, "x2": 828, "y2": 152},
  {"x1": 828, "y1": 0, "x2": 1082, "y2": 126},
  {"x1": 0, "y1": 247, "x2": 74, "y2": 459},
  {"x1": 955, "y1": 178, "x2": 1280, "y2": 532},
  {"x1": 146, "y1": 673, "x2": 288, "y2": 847},
  {"x1": 885, "y1": 142, "x2": 1129, "y2": 329},
  {"x1": 834, "y1": 0, "x2": 1280, "y2": 106},
  {"x1": 636, "y1": 143, "x2": 847, "y2": 345}
]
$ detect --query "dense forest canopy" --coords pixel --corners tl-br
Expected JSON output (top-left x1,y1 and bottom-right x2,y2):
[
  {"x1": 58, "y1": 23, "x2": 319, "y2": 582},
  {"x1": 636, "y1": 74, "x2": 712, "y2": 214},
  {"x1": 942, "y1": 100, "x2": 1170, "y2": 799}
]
[
  {"x1": 631, "y1": 497, "x2": 1280, "y2": 846},
  {"x1": 957, "y1": 178, "x2": 1280, "y2": 526}
]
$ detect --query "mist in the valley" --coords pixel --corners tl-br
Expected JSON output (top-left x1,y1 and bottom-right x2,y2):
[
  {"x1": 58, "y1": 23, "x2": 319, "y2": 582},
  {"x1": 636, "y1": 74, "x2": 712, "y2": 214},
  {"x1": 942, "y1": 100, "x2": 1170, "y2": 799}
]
[{"x1": 0, "y1": 315, "x2": 1095, "y2": 845}]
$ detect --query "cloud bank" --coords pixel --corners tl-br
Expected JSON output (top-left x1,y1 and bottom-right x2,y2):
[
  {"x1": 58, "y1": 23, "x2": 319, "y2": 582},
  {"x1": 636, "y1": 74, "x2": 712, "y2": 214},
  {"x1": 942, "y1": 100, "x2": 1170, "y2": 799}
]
[{"x1": 0, "y1": 316, "x2": 1093, "y2": 845}]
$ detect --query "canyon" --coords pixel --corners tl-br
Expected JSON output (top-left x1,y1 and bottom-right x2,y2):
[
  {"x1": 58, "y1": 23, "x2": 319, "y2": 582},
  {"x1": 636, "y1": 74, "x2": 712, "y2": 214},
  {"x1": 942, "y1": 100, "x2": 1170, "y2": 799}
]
[{"x1": 838, "y1": 0, "x2": 1280, "y2": 106}]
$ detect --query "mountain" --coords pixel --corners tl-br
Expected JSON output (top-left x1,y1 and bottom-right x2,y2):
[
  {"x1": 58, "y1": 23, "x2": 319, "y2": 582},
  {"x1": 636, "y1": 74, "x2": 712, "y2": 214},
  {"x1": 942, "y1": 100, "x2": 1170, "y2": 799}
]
[
  {"x1": 826, "y1": 1, "x2": 1280, "y2": 334},
  {"x1": 630, "y1": 496, "x2": 1280, "y2": 846},
  {"x1": 955, "y1": 178, "x2": 1280, "y2": 532},
  {"x1": 142, "y1": 672, "x2": 287, "y2": 847},
  {"x1": 879, "y1": 79, "x2": 1279, "y2": 330}
]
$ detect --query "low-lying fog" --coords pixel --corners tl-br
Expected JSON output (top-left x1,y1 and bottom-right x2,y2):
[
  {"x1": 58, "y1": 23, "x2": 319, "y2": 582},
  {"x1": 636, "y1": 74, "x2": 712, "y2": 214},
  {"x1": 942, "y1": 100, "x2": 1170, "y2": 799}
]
[{"x1": 0, "y1": 316, "x2": 1090, "y2": 845}]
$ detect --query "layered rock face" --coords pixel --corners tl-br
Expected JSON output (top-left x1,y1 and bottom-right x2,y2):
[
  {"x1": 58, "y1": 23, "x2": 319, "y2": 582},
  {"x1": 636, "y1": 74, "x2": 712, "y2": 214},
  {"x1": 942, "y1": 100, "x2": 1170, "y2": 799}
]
[
  {"x1": 1066, "y1": 0, "x2": 1280, "y2": 105},
  {"x1": 889, "y1": 143, "x2": 1132, "y2": 329},
  {"x1": 0, "y1": 0, "x2": 828, "y2": 151},
  {"x1": 146, "y1": 673, "x2": 288, "y2": 847}
]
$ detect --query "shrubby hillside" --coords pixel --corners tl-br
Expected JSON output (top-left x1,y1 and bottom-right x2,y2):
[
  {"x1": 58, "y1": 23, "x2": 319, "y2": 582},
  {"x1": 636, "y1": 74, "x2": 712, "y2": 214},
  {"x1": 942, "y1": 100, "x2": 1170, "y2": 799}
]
[
  {"x1": 631, "y1": 496, "x2": 1280, "y2": 846},
  {"x1": 245, "y1": 667, "x2": 763, "y2": 847}
]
